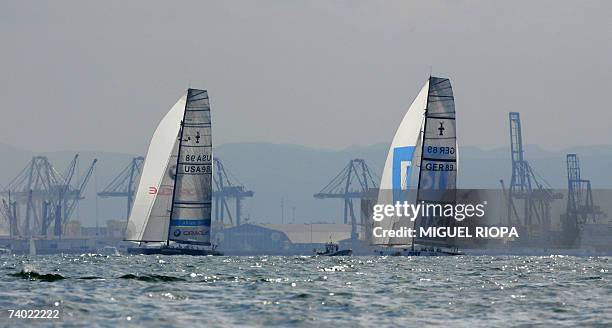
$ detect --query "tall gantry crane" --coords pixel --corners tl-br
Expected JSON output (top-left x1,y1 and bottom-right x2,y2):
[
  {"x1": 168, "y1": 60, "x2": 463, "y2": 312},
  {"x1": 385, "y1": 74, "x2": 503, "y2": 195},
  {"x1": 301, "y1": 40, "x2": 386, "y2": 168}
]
[
  {"x1": 314, "y1": 159, "x2": 378, "y2": 241},
  {"x1": 51, "y1": 154, "x2": 79, "y2": 236},
  {"x1": 0, "y1": 192, "x2": 18, "y2": 236},
  {"x1": 0, "y1": 155, "x2": 97, "y2": 237},
  {"x1": 504, "y1": 112, "x2": 562, "y2": 243},
  {"x1": 562, "y1": 153, "x2": 606, "y2": 244},
  {"x1": 213, "y1": 158, "x2": 254, "y2": 226},
  {"x1": 63, "y1": 159, "x2": 97, "y2": 229},
  {"x1": 98, "y1": 156, "x2": 144, "y2": 219}
]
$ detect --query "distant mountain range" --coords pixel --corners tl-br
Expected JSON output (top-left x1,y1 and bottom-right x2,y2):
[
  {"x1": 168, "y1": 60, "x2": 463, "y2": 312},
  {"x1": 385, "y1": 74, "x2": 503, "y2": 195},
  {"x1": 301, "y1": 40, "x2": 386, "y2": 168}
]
[{"x1": 1, "y1": 142, "x2": 611, "y2": 227}]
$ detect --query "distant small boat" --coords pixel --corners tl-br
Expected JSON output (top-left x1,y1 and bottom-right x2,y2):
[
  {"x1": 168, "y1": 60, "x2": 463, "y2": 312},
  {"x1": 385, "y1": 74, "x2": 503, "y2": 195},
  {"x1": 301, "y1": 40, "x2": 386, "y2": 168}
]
[
  {"x1": 126, "y1": 89, "x2": 221, "y2": 256},
  {"x1": 29, "y1": 237, "x2": 36, "y2": 256},
  {"x1": 314, "y1": 242, "x2": 352, "y2": 256},
  {"x1": 0, "y1": 247, "x2": 11, "y2": 256},
  {"x1": 98, "y1": 246, "x2": 120, "y2": 256}
]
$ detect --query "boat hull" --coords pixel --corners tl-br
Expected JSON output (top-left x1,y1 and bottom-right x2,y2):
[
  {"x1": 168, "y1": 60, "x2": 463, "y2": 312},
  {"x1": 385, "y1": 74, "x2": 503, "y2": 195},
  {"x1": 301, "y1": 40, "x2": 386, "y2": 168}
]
[
  {"x1": 127, "y1": 247, "x2": 222, "y2": 256},
  {"x1": 326, "y1": 249, "x2": 353, "y2": 256},
  {"x1": 316, "y1": 249, "x2": 353, "y2": 256},
  {"x1": 377, "y1": 248, "x2": 462, "y2": 257}
]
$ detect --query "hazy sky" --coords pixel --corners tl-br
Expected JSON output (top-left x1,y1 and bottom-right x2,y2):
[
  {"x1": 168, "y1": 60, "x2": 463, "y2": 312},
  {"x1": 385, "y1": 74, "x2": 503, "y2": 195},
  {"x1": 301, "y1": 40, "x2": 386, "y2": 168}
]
[{"x1": 1, "y1": 1, "x2": 610, "y2": 154}]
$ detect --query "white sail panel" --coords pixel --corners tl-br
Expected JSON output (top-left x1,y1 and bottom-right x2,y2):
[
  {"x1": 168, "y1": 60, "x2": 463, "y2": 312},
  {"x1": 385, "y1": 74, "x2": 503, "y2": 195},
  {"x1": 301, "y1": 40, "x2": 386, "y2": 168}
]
[
  {"x1": 140, "y1": 138, "x2": 179, "y2": 241},
  {"x1": 379, "y1": 80, "x2": 429, "y2": 192},
  {"x1": 126, "y1": 95, "x2": 186, "y2": 241},
  {"x1": 373, "y1": 79, "x2": 429, "y2": 245}
]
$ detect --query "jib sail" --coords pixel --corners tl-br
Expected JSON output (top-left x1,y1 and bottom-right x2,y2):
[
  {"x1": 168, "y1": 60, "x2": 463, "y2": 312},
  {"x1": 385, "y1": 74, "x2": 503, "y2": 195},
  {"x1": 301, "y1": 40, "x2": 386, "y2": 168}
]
[
  {"x1": 373, "y1": 79, "x2": 429, "y2": 245},
  {"x1": 126, "y1": 95, "x2": 186, "y2": 242}
]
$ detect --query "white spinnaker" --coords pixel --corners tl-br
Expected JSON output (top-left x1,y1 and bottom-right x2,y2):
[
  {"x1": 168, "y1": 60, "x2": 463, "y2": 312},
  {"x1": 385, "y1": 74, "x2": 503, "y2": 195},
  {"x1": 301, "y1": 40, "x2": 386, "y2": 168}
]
[
  {"x1": 126, "y1": 95, "x2": 186, "y2": 241},
  {"x1": 372, "y1": 79, "x2": 429, "y2": 245}
]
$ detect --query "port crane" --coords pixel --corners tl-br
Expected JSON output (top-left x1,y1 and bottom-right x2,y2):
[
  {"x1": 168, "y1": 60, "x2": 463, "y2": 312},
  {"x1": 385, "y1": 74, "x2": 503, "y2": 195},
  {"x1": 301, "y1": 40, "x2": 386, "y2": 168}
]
[
  {"x1": 0, "y1": 192, "x2": 18, "y2": 236},
  {"x1": 213, "y1": 158, "x2": 254, "y2": 226},
  {"x1": 503, "y1": 112, "x2": 562, "y2": 243},
  {"x1": 314, "y1": 159, "x2": 378, "y2": 241},
  {"x1": 98, "y1": 156, "x2": 144, "y2": 219},
  {"x1": 49, "y1": 154, "x2": 79, "y2": 236},
  {"x1": 63, "y1": 159, "x2": 97, "y2": 226},
  {"x1": 562, "y1": 153, "x2": 606, "y2": 245},
  {"x1": 0, "y1": 155, "x2": 97, "y2": 237}
]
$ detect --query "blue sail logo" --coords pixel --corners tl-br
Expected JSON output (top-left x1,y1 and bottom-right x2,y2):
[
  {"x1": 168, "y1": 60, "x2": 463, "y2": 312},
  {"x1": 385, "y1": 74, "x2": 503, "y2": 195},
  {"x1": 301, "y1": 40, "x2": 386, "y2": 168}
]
[{"x1": 392, "y1": 146, "x2": 415, "y2": 203}]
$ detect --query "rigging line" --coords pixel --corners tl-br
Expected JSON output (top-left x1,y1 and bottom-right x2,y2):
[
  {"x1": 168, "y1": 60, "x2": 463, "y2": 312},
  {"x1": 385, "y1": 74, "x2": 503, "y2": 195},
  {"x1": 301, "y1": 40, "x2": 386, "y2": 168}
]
[
  {"x1": 94, "y1": 167, "x2": 99, "y2": 237},
  {"x1": 430, "y1": 86, "x2": 453, "y2": 92},
  {"x1": 430, "y1": 78, "x2": 448, "y2": 87},
  {"x1": 167, "y1": 94, "x2": 190, "y2": 245}
]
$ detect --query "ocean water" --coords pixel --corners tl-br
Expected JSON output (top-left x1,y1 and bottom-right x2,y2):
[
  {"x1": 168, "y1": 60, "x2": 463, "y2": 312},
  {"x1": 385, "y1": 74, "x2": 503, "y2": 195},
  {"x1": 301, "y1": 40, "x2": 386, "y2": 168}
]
[{"x1": 0, "y1": 255, "x2": 610, "y2": 327}]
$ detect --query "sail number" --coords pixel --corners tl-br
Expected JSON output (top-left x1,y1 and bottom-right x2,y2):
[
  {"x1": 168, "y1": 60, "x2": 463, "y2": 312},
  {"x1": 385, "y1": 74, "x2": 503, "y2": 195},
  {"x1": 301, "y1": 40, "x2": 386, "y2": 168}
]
[
  {"x1": 181, "y1": 154, "x2": 212, "y2": 174},
  {"x1": 182, "y1": 164, "x2": 212, "y2": 174},
  {"x1": 184, "y1": 154, "x2": 211, "y2": 162},
  {"x1": 425, "y1": 146, "x2": 455, "y2": 155},
  {"x1": 424, "y1": 163, "x2": 455, "y2": 172}
]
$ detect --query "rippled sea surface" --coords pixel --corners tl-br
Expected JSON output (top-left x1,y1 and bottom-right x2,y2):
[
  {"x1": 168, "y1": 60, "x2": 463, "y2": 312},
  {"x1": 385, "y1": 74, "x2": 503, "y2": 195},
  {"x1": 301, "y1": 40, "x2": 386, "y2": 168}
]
[{"x1": 0, "y1": 255, "x2": 610, "y2": 327}]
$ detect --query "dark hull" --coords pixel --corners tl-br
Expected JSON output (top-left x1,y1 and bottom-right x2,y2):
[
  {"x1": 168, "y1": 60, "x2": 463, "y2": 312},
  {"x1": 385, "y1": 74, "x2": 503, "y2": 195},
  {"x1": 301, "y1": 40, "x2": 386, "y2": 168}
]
[
  {"x1": 377, "y1": 249, "x2": 463, "y2": 257},
  {"x1": 316, "y1": 249, "x2": 353, "y2": 256},
  {"x1": 398, "y1": 250, "x2": 461, "y2": 256},
  {"x1": 127, "y1": 247, "x2": 222, "y2": 256}
]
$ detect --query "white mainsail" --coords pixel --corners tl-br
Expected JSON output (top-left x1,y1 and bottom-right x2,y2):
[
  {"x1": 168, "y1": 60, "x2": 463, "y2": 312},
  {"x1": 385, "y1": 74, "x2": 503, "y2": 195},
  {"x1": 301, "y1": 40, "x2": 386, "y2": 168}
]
[{"x1": 126, "y1": 95, "x2": 186, "y2": 242}]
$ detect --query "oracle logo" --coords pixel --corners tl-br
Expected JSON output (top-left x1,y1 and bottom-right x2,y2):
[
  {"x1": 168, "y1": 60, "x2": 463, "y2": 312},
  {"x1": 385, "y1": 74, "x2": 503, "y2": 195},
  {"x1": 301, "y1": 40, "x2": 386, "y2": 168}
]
[{"x1": 183, "y1": 230, "x2": 205, "y2": 236}]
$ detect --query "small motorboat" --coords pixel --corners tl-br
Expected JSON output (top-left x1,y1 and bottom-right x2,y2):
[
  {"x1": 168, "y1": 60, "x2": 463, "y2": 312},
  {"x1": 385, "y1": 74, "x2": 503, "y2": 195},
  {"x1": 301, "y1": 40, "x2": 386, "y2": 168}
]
[{"x1": 314, "y1": 242, "x2": 352, "y2": 256}]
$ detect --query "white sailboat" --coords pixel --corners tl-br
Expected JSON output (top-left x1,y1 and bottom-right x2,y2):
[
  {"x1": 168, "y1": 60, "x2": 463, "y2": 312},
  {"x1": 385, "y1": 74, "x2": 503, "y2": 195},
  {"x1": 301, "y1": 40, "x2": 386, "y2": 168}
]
[
  {"x1": 29, "y1": 237, "x2": 36, "y2": 256},
  {"x1": 374, "y1": 76, "x2": 461, "y2": 256},
  {"x1": 126, "y1": 89, "x2": 221, "y2": 256}
]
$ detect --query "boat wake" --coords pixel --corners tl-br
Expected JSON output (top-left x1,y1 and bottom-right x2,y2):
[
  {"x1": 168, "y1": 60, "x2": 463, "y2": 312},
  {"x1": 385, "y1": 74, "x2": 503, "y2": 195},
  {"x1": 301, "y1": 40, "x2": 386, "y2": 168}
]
[
  {"x1": 6, "y1": 271, "x2": 233, "y2": 283},
  {"x1": 118, "y1": 274, "x2": 186, "y2": 282},
  {"x1": 9, "y1": 270, "x2": 66, "y2": 282}
]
